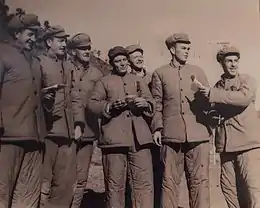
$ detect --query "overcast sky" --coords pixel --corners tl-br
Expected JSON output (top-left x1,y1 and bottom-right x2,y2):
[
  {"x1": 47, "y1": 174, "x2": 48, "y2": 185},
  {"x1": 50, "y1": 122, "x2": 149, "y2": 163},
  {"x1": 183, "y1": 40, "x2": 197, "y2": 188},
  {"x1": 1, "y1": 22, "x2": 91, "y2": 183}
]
[{"x1": 7, "y1": 0, "x2": 260, "y2": 108}]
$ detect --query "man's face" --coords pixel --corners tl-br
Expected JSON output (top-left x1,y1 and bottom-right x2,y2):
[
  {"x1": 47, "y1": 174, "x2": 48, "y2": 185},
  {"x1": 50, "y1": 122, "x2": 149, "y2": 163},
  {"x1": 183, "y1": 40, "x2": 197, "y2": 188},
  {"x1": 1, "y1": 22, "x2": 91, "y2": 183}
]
[
  {"x1": 15, "y1": 29, "x2": 36, "y2": 51},
  {"x1": 222, "y1": 55, "x2": 239, "y2": 77},
  {"x1": 170, "y1": 42, "x2": 190, "y2": 64},
  {"x1": 112, "y1": 55, "x2": 128, "y2": 75},
  {"x1": 128, "y1": 50, "x2": 144, "y2": 70},
  {"x1": 47, "y1": 37, "x2": 67, "y2": 56},
  {"x1": 74, "y1": 45, "x2": 91, "y2": 63}
]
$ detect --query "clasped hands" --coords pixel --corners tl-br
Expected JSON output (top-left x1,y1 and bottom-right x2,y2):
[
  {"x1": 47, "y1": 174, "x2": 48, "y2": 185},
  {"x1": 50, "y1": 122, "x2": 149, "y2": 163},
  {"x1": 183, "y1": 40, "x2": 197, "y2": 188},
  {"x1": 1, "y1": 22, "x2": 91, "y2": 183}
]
[{"x1": 109, "y1": 96, "x2": 149, "y2": 112}]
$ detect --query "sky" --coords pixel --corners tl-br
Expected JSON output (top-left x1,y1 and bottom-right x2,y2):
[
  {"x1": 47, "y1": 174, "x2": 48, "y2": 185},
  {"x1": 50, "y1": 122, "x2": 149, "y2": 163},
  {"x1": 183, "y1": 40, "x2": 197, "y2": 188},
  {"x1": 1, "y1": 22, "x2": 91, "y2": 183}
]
[{"x1": 7, "y1": 0, "x2": 260, "y2": 108}]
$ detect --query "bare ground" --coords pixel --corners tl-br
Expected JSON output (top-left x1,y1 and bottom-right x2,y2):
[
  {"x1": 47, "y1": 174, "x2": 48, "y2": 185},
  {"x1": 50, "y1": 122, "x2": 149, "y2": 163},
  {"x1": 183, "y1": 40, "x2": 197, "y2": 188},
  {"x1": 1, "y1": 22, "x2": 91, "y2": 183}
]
[{"x1": 81, "y1": 145, "x2": 228, "y2": 208}]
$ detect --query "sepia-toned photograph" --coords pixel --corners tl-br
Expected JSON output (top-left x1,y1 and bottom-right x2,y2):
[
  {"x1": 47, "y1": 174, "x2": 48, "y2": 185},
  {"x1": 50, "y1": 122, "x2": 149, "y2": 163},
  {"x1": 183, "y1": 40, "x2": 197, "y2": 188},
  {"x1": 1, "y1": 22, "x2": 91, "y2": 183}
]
[{"x1": 0, "y1": 0, "x2": 260, "y2": 207}]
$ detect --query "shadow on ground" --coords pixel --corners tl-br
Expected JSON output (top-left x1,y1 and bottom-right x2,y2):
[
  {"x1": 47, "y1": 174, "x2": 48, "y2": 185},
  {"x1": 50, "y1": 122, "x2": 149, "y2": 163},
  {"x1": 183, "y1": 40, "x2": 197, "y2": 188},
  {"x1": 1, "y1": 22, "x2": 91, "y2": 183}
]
[{"x1": 80, "y1": 189, "x2": 105, "y2": 208}]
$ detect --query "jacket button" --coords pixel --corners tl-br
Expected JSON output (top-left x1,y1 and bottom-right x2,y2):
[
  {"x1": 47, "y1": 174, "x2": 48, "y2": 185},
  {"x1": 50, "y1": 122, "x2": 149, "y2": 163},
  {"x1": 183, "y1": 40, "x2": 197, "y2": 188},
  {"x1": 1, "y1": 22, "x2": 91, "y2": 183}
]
[
  {"x1": 182, "y1": 112, "x2": 184, "y2": 115},
  {"x1": 34, "y1": 90, "x2": 37, "y2": 95},
  {"x1": 79, "y1": 89, "x2": 82, "y2": 92},
  {"x1": 124, "y1": 83, "x2": 126, "y2": 86},
  {"x1": 182, "y1": 100, "x2": 184, "y2": 103},
  {"x1": 60, "y1": 70, "x2": 63, "y2": 73},
  {"x1": 32, "y1": 77, "x2": 35, "y2": 81},
  {"x1": 180, "y1": 77, "x2": 182, "y2": 80},
  {"x1": 126, "y1": 93, "x2": 129, "y2": 95},
  {"x1": 180, "y1": 89, "x2": 183, "y2": 91},
  {"x1": 126, "y1": 114, "x2": 130, "y2": 117},
  {"x1": 80, "y1": 78, "x2": 83, "y2": 81}
]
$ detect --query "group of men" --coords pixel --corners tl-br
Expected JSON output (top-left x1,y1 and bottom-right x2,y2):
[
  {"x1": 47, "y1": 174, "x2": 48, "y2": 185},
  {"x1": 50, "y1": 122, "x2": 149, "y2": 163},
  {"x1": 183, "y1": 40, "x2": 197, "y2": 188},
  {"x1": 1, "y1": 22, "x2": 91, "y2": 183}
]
[{"x1": 0, "y1": 1, "x2": 260, "y2": 208}]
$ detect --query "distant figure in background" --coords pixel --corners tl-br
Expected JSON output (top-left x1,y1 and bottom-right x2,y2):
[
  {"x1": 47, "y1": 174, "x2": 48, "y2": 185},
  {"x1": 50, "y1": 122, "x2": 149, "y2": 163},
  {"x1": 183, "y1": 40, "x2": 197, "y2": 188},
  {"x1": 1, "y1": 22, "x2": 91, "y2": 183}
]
[
  {"x1": 0, "y1": 12, "x2": 46, "y2": 208},
  {"x1": 88, "y1": 46, "x2": 155, "y2": 208},
  {"x1": 39, "y1": 23, "x2": 85, "y2": 208},
  {"x1": 68, "y1": 33, "x2": 103, "y2": 208},
  {"x1": 0, "y1": 0, "x2": 10, "y2": 42},
  {"x1": 198, "y1": 46, "x2": 260, "y2": 208},
  {"x1": 151, "y1": 32, "x2": 211, "y2": 208}
]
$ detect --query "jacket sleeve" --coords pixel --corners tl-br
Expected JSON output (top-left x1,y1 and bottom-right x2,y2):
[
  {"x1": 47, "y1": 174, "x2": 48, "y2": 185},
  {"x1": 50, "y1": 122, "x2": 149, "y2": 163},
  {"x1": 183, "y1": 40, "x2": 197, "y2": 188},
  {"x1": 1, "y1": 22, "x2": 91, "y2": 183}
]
[
  {"x1": 150, "y1": 71, "x2": 164, "y2": 133},
  {"x1": 87, "y1": 80, "x2": 110, "y2": 119},
  {"x1": 209, "y1": 75, "x2": 257, "y2": 107},
  {"x1": 138, "y1": 78, "x2": 155, "y2": 118},
  {"x1": 71, "y1": 70, "x2": 85, "y2": 130}
]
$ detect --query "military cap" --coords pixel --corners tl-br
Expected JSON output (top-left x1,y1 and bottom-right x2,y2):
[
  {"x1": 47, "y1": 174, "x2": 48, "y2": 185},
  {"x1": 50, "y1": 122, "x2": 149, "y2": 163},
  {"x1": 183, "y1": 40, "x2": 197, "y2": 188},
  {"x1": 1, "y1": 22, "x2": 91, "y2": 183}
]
[
  {"x1": 68, "y1": 33, "x2": 91, "y2": 49},
  {"x1": 108, "y1": 46, "x2": 128, "y2": 61},
  {"x1": 165, "y1": 32, "x2": 191, "y2": 49},
  {"x1": 43, "y1": 25, "x2": 69, "y2": 39},
  {"x1": 8, "y1": 13, "x2": 40, "y2": 30},
  {"x1": 216, "y1": 46, "x2": 240, "y2": 63},
  {"x1": 126, "y1": 44, "x2": 143, "y2": 55}
]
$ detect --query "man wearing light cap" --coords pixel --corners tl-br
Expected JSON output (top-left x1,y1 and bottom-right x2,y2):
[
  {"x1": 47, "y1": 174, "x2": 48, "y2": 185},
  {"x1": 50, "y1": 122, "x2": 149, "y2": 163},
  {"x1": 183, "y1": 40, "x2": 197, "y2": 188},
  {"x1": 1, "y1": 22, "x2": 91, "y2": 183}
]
[
  {"x1": 151, "y1": 32, "x2": 211, "y2": 208},
  {"x1": 39, "y1": 24, "x2": 85, "y2": 208},
  {"x1": 198, "y1": 46, "x2": 260, "y2": 207},
  {"x1": 88, "y1": 46, "x2": 155, "y2": 208},
  {"x1": 68, "y1": 33, "x2": 103, "y2": 208},
  {"x1": 126, "y1": 44, "x2": 152, "y2": 89},
  {"x1": 0, "y1": 12, "x2": 47, "y2": 208}
]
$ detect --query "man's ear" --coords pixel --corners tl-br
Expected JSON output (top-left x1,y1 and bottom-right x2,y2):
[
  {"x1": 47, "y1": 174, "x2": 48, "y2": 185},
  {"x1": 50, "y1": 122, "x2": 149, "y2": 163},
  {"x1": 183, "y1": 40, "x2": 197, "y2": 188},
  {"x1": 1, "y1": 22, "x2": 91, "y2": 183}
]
[
  {"x1": 14, "y1": 31, "x2": 20, "y2": 40},
  {"x1": 71, "y1": 49, "x2": 76, "y2": 56},
  {"x1": 46, "y1": 39, "x2": 53, "y2": 48},
  {"x1": 169, "y1": 46, "x2": 175, "y2": 55}
]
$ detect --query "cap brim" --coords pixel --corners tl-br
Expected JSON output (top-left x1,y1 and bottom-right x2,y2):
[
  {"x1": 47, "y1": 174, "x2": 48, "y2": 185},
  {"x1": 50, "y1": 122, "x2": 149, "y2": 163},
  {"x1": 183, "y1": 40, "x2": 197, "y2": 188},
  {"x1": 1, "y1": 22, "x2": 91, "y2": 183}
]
[
  {"x1": 176, "y1": 40, "x2": 191, "y2": 44},
  {"x1": 128, "y1": 48, "x2": 143, "y2": 55},
  {"x1": 54, "y1": 32, "x2": 70, "y2": 38},
  {"x1": 27, "y1": 25, "x2": 41, "y2": 30}
]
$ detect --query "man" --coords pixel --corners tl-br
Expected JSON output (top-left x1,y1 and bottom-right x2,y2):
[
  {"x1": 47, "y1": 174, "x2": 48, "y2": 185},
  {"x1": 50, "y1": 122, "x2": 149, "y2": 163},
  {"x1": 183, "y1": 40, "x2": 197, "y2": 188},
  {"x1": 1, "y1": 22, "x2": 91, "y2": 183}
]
[
  {"x1": 0, "y1": 13, "x2": 46, "y2": 208},
  {"x1": 151, "y1": 33, "x2": 211, "y2": 208},
  {"x1": 88, "y1": 46, "x2": 155, "y2": 208},
  {"x1": 126, "y1": 44, "x2": 162, "y2": 208},
  {"x1": 198, "y1": 46, "x2": 260, "y2": 208},
  {"x1": 39, "y1": 25, "x2": 85, "y2": 208},
  {"x1": 68, "y1": 33, "x2": 103, "y2": 208},
  {"x1": 126, "y1": 44, "x2": 152, "y2": 88}
]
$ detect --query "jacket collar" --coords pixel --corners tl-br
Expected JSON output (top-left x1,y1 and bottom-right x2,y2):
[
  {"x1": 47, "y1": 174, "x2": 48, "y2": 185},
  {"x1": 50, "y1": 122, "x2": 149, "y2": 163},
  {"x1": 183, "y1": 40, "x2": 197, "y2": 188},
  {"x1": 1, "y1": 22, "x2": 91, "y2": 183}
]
[{"x1": 130, "y1": 67, "x2": 146, "y2": 78}]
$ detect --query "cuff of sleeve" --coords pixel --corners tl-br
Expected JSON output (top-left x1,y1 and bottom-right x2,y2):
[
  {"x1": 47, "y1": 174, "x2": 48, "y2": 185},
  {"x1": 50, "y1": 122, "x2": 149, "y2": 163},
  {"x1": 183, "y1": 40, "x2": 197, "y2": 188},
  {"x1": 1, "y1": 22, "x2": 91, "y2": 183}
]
[{"x1": 74, "y1": 121, "x2": 85, "y2": 132}]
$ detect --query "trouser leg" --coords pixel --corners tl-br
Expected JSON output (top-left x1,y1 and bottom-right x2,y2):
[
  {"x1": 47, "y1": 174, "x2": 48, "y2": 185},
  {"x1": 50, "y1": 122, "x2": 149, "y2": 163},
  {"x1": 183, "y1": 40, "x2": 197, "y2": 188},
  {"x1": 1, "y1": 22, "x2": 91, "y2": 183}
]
[{"x1": 71, "y1": 142, "x2": 94, "y2": 208}]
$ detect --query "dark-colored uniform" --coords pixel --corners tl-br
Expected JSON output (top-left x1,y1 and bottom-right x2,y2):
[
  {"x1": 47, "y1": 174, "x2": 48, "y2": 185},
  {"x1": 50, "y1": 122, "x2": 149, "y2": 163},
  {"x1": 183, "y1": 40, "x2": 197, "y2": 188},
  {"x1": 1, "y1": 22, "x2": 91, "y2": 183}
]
[
  {"x1": 88, "y1": 46, "x2": 155, "y2": 208},
  {"x1": 39, "y1": 26, "x2": 85, "y2": 208},
  {"x1": 151, "y1": 33, "x2": 211, "y2": 208},
  {"x1": 0, "y1": 13, "x2": 46, "y2": 208}
]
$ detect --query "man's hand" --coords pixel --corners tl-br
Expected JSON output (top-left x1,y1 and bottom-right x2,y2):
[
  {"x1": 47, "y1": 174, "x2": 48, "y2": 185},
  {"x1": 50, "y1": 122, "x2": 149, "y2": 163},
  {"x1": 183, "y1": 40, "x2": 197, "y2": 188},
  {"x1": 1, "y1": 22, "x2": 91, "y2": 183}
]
[
  {"x1": 199, "y1": 86, "x2": 210, "y2": 98},
  {"x1": 133, "y1": 97, "x2": 149, "y2": 109},
  {"x1": 110, "y1": 99, "x2": 127, "y2": 111},
  {"x1": 43, "y1": 92, "x2": 55, "y2": 100},
  {"x1": 74, "y1": 125, "x2": 82, "y2": 141},
  {"x1": 153, "y1": 131, "x2": 162, "y2": 146}
]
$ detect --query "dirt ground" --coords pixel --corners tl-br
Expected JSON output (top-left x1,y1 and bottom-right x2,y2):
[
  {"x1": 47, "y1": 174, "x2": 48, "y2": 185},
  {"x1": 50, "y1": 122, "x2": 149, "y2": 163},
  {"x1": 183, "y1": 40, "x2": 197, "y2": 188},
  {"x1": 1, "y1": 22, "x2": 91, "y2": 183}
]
[{"x1": 82, "y1": 145, "x2": 228, "y2": 208}]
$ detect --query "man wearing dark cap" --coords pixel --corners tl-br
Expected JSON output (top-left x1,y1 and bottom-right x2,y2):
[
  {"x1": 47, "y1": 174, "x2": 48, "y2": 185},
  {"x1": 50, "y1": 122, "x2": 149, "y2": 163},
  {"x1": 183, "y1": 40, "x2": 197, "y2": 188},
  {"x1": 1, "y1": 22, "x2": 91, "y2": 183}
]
[
  {"x1": 198, "y1": 46, "x2": 260, "y2": 207},
  {"x1": 151, "y1": 32, "x2": 211, "y2": 208},
  {"x1": 68, "y1": 33, "x2": 103, "y2": 208},
  {"x1": 88, "y1": 46, "x2": 155, "y2": 208},
  {"x1": 0, "y1": 13, "x2": 46, "y2": 208},
  {"x1": 39, "y1": 25, "x2": 85, "y2": 208}
]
